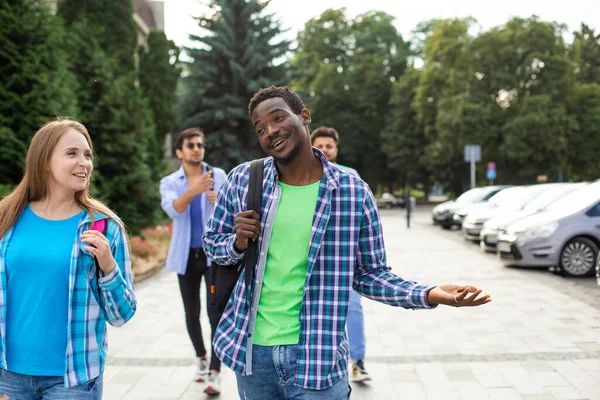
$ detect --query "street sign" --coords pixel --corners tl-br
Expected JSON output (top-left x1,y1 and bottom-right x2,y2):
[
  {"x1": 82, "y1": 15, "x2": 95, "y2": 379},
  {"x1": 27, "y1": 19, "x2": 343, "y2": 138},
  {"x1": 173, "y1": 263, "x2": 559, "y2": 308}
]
[
  {"x1": 464, "y1": 145, "x2": 481, "y2": 189},
  {"x1": 464, "y1": 145, "x2": 481, "y2": 163},
  {"x1": 486, "y1": 161, "x2": 496, "y2": 180}
]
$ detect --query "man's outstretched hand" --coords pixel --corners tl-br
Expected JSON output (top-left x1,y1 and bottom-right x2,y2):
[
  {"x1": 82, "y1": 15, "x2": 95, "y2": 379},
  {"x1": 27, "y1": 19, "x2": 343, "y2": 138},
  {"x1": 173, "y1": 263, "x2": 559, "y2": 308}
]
[{"x1": 427, "y1": 284, "x2": 491, "y2": 307}]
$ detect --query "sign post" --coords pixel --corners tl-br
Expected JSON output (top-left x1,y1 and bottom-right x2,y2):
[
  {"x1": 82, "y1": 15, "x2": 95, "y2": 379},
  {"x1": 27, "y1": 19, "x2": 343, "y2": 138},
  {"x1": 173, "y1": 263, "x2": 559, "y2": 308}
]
[
  {"x1": 486, "y1": 161, "x2": 496, "y2": 185},
  {"x1": 464, "y1": 145, "x2": 481, "y2": 189}
]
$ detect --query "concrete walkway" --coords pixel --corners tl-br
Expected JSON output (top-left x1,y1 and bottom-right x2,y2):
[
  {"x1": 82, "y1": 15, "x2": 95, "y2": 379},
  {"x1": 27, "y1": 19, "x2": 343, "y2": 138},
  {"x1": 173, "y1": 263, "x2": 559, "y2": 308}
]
[{"x1": 104, "y1": 207, "x2": 600, "y2": 400}]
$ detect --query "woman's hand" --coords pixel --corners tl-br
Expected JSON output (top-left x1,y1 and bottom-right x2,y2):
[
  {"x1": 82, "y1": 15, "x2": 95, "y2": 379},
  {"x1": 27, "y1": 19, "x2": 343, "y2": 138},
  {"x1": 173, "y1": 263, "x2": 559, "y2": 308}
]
[{"x1": 82, "y1": 230, "x2": 116, "y2": 275}]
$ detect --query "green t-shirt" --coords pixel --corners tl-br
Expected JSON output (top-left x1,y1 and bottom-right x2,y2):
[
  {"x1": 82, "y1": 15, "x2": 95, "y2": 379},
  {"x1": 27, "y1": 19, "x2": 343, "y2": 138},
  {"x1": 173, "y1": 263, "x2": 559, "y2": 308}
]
[{"x1": 253, "y1": 180, "x2": 320, "y2": 346}]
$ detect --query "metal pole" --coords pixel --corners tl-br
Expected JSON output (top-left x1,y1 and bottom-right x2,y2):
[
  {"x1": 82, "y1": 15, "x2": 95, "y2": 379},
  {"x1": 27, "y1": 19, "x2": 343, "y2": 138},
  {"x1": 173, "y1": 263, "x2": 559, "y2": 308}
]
[
  {"x1": 405, "y1": 183, "x2": 410, "y2": 229},
  {"x1": 470, "y1": 159, "x2": 475, "y2": 189}
]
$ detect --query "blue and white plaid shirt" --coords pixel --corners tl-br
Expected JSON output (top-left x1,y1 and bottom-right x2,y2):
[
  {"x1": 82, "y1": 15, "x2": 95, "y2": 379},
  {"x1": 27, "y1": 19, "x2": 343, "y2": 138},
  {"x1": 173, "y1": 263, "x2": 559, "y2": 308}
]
[
  {"x1": 0, "y1": 212, "x2": 136, "y2": 387},
  {"x1": 203, "y1": 149, "x2": 435, "y2": 390}
]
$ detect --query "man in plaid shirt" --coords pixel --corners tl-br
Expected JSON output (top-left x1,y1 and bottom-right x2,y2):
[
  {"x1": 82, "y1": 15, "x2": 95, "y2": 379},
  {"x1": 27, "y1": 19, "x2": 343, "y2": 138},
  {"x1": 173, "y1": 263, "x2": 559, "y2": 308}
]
[{"x1": 202, "y1": 86, "x2": 491, "y2": 399}]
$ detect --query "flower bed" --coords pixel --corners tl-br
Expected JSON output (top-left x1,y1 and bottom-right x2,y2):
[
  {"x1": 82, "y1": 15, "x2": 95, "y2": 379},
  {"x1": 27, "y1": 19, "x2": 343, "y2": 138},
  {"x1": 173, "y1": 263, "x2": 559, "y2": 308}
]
[{"x1": 130, "y1": 221, "x2": 172, "y2": 281}]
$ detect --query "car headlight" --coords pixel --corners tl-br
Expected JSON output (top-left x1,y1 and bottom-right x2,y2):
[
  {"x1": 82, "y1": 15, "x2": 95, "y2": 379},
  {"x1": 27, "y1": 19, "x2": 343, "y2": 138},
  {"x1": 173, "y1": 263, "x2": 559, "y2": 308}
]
[{"x1": 520, "y1": 222, "x2": 559, "y2": 243}]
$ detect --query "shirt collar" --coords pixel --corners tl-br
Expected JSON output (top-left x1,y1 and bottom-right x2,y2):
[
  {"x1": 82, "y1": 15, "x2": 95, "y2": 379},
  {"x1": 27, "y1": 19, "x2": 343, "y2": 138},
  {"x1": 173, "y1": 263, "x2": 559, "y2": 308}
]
[
  {"x1": 176, "y1": 162, "x2": 208, "y2": 180},
  {"x1": 263, "y1": 148, "x2": 341, "y2": 190}
]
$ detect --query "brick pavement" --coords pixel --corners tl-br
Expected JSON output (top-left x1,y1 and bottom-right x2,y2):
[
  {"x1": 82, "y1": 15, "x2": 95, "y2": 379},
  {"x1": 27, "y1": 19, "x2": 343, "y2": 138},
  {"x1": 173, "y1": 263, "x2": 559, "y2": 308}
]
[{"x1": 104, "y1": 207, "x2": 600, "y2": 400}]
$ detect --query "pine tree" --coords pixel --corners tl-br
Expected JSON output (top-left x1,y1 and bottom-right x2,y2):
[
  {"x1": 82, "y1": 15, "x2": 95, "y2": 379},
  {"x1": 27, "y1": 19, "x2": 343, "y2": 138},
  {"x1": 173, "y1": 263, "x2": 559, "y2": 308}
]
[
  {"x1": 59, "y1": 0, "x2": 161, "y2": 234},
  {"x1": 0, "y1": 0, "x2": 78, "y2": 184},
  {"x1": 178, "y1": 0, "x2": 291, "y2": 170}
]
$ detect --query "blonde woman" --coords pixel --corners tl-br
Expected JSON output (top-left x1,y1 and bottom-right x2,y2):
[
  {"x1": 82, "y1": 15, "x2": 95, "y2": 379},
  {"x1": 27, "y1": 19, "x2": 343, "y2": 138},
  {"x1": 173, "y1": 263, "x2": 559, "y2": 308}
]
[{"x1": 0, "y1": 119, "x2": 136, "y2": 399}]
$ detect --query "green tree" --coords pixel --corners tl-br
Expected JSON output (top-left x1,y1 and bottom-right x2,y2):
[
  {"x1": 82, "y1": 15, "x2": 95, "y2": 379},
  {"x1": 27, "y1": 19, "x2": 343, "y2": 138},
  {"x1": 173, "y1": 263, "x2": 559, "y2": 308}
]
[
  {"x1": 291, "y1": 9, "x2": 410, "y2": 186},
  {"x1": 381, "y1": 67, "x2": 429, "y2": 189},
  {"x1": 0, "y1": 0, "x2": 78, "y2": 184},
  {"x1": 414, "y1": 18, "x2": 479, "y2": 194},
  {"x1": 571, "y1": 23, "x2": 600, "y2": 84},
  {"x1": 568, "y1": 83, "x2": 600, "y2": 180},
  {"x1": 59, "y1": 0, "x2": 162, "y2": 234},
  {"x1": 178, "y1": 0, "x2": 291, "y2": 171},
  {"x1": 139, "y1": 30, "x2": 181, "y2": 177},
  {"x1": 139, "y1": 31, "x2": 181, "y2": 138},
  {"x1": 490, "y1": 17, "x2": 573, "y2": 181}
]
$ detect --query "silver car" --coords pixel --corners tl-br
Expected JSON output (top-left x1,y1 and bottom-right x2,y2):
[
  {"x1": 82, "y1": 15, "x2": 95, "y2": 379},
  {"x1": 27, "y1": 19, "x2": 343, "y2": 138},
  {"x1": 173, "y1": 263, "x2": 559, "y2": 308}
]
[
  {"x1": 461, "y1": 184, "x2": 556, "y2": 241},
  {"x1": 497, "y1": 181, "x2": 600, "y2": 277},
  {"x1": 480, "y1": 183, "x2": 587, "y2": 252}
]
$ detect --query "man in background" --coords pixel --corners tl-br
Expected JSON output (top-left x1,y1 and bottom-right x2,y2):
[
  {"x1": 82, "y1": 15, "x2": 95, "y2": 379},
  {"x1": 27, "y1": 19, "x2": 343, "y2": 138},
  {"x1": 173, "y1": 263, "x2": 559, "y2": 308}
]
[{"x1": 311, "y1": 126, "x2": 371, "y2": 383}]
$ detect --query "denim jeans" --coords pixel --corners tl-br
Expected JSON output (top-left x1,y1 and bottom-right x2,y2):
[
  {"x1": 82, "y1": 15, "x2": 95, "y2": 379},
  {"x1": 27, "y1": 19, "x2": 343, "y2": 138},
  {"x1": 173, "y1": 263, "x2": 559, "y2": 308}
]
[
  {"x1": 0, "y1": 368, "x2": 103, "y2": 400},
  {"x1": 236, "y1": 344, "x2": 351, "y2": 400},
  {"x1": 347, "y1": 290, "x2": 365, "y2": 361}
]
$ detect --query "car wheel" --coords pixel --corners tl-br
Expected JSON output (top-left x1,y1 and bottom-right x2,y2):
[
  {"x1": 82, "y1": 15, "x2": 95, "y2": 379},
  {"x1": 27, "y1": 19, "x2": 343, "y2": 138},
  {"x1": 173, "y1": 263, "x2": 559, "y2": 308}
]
[{"x1": 560, "y1": 237, "x2": 598, "y2": 277}]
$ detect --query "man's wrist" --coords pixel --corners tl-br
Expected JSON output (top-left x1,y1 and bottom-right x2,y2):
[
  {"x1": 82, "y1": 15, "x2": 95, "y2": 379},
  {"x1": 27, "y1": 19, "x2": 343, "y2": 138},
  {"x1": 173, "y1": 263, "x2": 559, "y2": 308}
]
[
  {"x1": 233, "y1": 240, "x2": 245, "y2": 253},
  {"x1": 426, "y1": 286, "x2": 443, "y2": 306}
]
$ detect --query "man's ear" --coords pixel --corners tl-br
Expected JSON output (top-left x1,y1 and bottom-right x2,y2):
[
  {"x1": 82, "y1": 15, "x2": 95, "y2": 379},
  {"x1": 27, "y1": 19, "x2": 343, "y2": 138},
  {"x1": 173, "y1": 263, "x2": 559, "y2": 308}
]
[
  {"x1": 301, "y1": 108, "x2": 311, "y2": 126},
  {"x1": 175, "y1": 148, "x2": 183, "y2": 160}
]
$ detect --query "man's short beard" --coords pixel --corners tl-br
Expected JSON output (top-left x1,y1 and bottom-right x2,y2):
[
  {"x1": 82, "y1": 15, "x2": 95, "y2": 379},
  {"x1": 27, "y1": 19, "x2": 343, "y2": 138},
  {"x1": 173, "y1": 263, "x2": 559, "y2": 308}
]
[
  {"x1": 184, "y1": 159, "x2": 202, "y2": 167},
  {"x1": 274, "y1": 141, "x2": 303, "y2": 165}
]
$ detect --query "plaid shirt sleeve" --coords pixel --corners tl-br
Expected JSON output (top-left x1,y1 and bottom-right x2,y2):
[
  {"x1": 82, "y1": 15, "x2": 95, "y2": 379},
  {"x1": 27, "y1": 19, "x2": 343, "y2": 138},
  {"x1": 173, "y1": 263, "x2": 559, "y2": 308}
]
[
  {"x1": 98, "y1": 220, "x2": 137, "y2": 327},
  {"x1": 202, "y1": 164, "x2": 247, "y2": 265},
  {"x1": 353, "y1": 185, "x2": 435, "y2": 309}
]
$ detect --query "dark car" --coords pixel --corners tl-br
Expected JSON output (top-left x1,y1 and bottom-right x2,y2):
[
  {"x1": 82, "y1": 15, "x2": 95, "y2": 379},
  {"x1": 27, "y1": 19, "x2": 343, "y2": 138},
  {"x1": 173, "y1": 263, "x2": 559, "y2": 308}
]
[
  {"x1": 377, "y1": 193, "x2": 406, "y2": 209},
  {"x1": 432, "y1": 186, "x2": 509, "y2": 229}
]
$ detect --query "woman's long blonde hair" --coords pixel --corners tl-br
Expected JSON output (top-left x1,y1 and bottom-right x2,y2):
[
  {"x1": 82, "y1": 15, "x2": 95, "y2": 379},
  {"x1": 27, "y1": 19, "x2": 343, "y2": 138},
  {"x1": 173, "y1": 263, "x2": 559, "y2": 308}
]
[{"x1": 0, "y1": 119, "x2": 127, "y2": 240}]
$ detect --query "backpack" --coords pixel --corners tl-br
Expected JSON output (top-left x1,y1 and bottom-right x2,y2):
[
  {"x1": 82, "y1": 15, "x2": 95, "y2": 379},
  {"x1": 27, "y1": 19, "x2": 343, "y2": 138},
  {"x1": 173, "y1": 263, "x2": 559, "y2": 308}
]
[{"x1": 210, "y1": 158, "x2": 264, "y2": 312}]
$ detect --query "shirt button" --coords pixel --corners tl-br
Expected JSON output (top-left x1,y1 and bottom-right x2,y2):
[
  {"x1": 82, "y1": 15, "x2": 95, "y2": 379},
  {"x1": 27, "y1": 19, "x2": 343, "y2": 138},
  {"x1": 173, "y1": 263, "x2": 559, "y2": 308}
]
[
  {"x1": 260, "y1": 252, "x2": 264, "y2": 256},
  {"x1": 248, "y1": 333, "x2": 252, "y2": 337}
]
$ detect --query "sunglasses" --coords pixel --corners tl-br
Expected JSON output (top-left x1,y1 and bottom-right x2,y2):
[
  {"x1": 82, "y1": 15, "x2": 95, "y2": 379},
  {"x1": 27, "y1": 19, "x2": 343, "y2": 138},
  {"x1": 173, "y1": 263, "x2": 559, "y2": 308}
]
[{"x1": 186, "y1": 142, "x2": 205, "y2": 150}]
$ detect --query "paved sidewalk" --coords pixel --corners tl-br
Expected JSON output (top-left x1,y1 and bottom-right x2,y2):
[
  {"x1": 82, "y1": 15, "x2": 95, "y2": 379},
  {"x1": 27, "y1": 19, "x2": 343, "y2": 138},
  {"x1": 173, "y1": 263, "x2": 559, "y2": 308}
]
[{"x1": 104, "y1": 207, "x2": 600, "y2": 400}]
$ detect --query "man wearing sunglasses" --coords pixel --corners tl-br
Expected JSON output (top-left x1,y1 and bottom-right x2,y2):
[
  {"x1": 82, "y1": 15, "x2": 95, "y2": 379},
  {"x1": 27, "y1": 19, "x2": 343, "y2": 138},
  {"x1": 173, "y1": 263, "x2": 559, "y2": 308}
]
[{"x1": 160, "y1": 127, "x2": 227, "y2": 395}]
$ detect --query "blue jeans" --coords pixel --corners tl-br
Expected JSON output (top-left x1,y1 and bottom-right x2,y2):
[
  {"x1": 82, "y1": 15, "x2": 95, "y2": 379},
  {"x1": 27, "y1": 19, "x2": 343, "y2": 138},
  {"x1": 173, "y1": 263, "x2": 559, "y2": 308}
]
[
  {"x1": 0, "y1": 369, "x2": 103, "y2": 400},
  {"x1": 347, "y1": 290, "x2": 365, "y2": 361},
  {"x1": 236, "y1": 344, "x2": 351, "y2": 399}
]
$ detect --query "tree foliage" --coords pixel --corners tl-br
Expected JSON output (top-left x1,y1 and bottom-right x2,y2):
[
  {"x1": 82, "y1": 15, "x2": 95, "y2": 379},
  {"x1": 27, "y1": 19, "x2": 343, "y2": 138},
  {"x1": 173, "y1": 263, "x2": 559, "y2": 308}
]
[
  {"x1": 291, "y1": 8, "x2": 410, "y2": 186},
  {"x1": 59, "y1": 0, "x2": 163, "y2": 234},
  {"x1": 178, "y1": 0, "x2": 291, "y2": 171},
  {"x1": 0, "y1": 0, "x2": 78, "y2": 184}
]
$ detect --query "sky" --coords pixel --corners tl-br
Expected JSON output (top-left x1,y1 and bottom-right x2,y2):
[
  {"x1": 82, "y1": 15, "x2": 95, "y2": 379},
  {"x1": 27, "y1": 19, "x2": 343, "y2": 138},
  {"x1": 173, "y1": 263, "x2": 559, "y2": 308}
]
[{"x1": 163, "y1": 0, "x2": 598, "y2": 49}]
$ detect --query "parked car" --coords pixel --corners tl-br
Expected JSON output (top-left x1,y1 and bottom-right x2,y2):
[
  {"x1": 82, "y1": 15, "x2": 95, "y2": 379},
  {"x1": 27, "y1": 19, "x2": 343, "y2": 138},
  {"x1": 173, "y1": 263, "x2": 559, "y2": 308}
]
[
  {"x1": 596, "y1": 253, "x2": 600, "y2": 286},
  {"x1": 497, "y1": 181, "x2": 600, "y2": 277},
  {"x1": 479, "y1": 183, "x2": 587, "y2": 252},
  {"x1": 432, "y1": 186, "x2": 508, "y2": 229},
  {"x1": 377, "y1": 192, "x2": 406, "y2": 209},
  {"x1": 462, "y1": 184, "x2": 556, "y2": 241}
]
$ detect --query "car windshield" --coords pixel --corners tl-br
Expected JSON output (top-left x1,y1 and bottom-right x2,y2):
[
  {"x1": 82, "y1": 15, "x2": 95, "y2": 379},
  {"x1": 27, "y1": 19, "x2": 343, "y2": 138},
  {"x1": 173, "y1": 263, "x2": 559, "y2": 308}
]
[
  {"x1": 488, "y1": 187, "x2": 529, "y2": 208},
  {"x1": 456, "y1": 187, "x2": 498, "y2": 204},
  {"x1": 545, "y1": 182, "x2": 600, "y2": 213},
  {"x1": 523, "y1": 183, "x2": 586, "y2": 211}
]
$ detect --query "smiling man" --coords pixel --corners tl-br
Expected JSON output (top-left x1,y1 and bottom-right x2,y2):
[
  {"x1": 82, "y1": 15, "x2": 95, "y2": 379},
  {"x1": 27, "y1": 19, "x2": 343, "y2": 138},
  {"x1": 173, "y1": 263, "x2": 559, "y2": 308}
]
[
  {"x1": 160, "y1": 128, "x2": 227, "y2": 395},
  {"x1": 202, "y1": 86, "x2": 491, "y2": 399}
]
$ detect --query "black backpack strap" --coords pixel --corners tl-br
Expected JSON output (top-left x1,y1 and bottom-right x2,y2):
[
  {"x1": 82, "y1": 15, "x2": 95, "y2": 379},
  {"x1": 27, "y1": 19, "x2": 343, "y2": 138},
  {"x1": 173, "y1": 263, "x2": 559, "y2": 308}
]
[{"x1": 244, "y1": 158, "x2": 264, "y2": 292}]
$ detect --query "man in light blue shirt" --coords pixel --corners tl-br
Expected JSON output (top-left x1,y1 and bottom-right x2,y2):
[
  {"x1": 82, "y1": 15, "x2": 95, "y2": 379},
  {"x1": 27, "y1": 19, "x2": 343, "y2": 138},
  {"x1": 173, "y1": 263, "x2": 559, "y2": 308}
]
[
  {"x1": 160, "y1": 128, "x2": 227, "y2": 395},
  {"x1": 311, "y1": 126, "x2": 371, "y2": 384}
]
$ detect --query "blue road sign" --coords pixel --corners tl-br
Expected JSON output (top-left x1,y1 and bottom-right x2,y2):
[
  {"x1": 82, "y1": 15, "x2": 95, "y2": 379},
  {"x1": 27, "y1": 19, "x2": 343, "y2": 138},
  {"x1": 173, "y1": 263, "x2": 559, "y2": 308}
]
[{"x1": 486, "y1": 169, "x2": 497, "y2": 180}]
